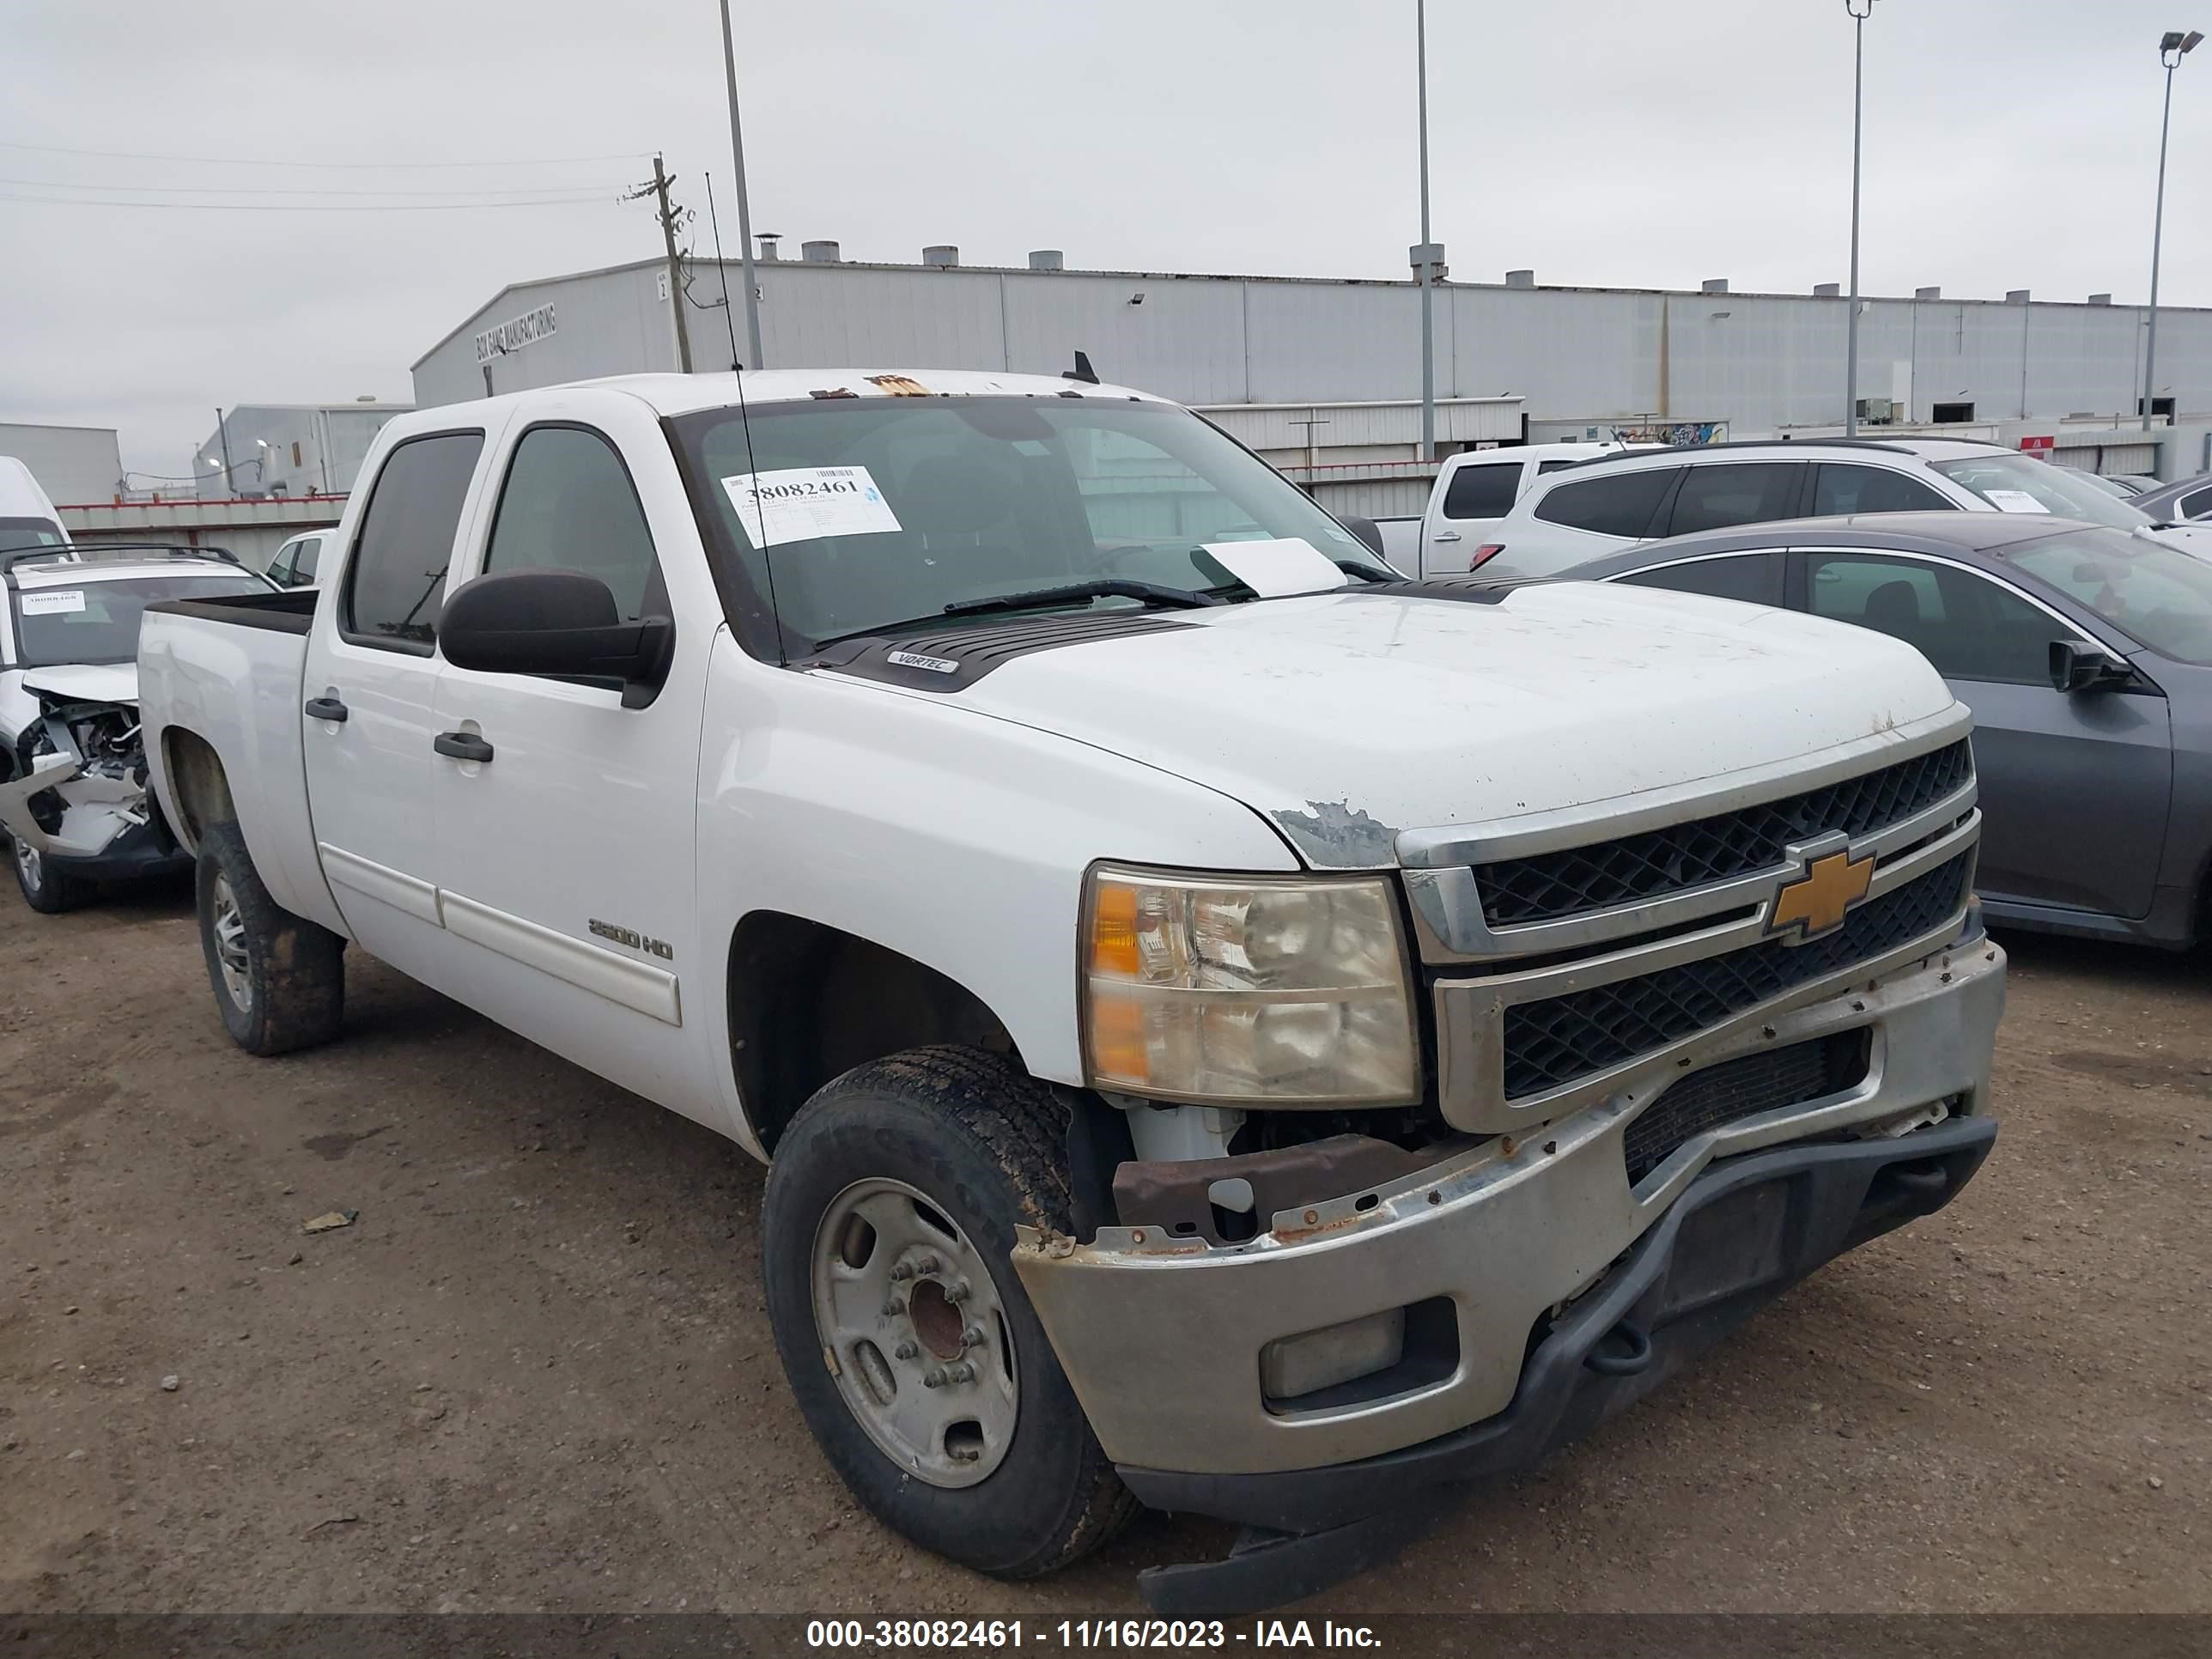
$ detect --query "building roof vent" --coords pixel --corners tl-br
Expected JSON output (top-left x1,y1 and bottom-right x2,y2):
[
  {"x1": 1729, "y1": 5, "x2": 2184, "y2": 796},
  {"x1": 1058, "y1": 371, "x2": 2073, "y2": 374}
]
[
  {"x1": 1916, "y1": 285, "x2": 1942, "y2": 301},
  {"x1": 801, "y1": 240, "x2": 841, "y2": 264},
  {"x1": 1504, "y1": 268, "x2": 1534, "y2": 288},
  {"x1": 2088, "y1": 292, "x2": 2112, "y2": 306},
  {"x1": 2006, "y1": 289, "x2": 2031, "y2": 304},
  {"x1": 1814, "y1": 282, "x2": 1841, "y2": 297},
  {"x1": 757, "y1": 234, "x2": 781, "y2": 261},
  {"x1": 923, "y1": 245, "x2": 958, "y2": 267},
  {"x1": 1029, "y1": 249, "x2": 1064, "y2": 271},
  {"x1": 1701, "y1": 277, "x2": 1729, "y2": 295}
]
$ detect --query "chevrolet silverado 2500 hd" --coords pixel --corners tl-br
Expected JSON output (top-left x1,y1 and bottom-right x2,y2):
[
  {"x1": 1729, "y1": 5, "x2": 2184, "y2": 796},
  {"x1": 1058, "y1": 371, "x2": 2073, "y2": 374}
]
[{"x1": 137, "y1": 369, "x2": 2002, "y2": 1613}]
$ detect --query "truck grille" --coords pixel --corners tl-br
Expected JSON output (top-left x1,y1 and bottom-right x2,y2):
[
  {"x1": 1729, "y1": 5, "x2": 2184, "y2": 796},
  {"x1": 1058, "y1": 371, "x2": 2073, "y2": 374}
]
[
  {"x1": 1474, "y1": 741, "x2": 1972, "y2": 928},
  {"x1": 1622, "y1": 1031, "x2": 1870, "y2": 1184},
  {"x1": 1500, "y1": 849, "x2": 1971, "y2": 1099}
]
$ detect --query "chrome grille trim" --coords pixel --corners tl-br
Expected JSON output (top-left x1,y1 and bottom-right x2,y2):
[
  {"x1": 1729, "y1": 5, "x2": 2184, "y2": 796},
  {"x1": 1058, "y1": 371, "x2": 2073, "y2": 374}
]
[{"x1": 1430, "y1": 814, "x2": 1978, "y2": 1135}]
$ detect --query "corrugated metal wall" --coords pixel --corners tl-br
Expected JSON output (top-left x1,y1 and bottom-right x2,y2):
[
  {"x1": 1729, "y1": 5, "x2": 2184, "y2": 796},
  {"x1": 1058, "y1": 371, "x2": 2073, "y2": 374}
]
[
  {"x1": 1, "y1": 423, "x2": 124, "y2": 503},
  {"x1": 412, "y1": 259, "x2": 2212, "y2": 437}
]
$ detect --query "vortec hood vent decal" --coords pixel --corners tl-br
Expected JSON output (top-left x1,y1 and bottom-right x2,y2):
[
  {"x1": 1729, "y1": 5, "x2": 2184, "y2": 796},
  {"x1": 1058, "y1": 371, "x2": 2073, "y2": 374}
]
[
  {"x1": 806, "y1": 611, "x2": 1198, "y2": 693},
  {"x1": 1358, "y1": 578, "x2": 1512, "y2": 605}
]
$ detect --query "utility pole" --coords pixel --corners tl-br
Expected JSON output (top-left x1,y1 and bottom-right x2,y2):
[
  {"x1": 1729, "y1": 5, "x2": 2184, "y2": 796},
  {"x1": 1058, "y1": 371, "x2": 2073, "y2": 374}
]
[
  {"x1": 1844, "y1": 0, "x2": 1874, "y2": 436},
  {"x1": 1414, "y1": 0, "x2": 1435, "y2": 465},
  {"x1": 648, "y1": 154, "x2": 692, "y2": 373},
  {"x1": 2143, "y1": 31, "x2": 2201, "y2": 432},
  {"x1": 718, "y1": 0, "x2": 767, "y2": 367}
]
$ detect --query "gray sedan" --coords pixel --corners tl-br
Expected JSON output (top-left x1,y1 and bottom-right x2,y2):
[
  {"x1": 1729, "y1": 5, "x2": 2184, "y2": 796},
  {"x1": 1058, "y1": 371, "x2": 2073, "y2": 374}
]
[{"x1": 1555, "y1": 512, "x2": 2212, "y2": 949}]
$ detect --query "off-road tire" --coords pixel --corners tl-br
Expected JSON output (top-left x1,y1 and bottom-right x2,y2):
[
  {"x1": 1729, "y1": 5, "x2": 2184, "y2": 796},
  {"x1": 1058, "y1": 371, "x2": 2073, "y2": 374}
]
[
  {"x1": 195, "y1": 820, "x2": 345, "y2": 1055},
  {"x1": 763, "y1": 1046, "x2": 1139, "y2": 1578},
  {"x1": 9, "y1": 832, "x2": 88, "y2": 915}
]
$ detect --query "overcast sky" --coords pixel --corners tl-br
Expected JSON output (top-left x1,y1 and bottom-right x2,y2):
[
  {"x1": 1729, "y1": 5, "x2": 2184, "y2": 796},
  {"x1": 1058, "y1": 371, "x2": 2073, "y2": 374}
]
[{"x1": 4, "y1": 0, "x2": 2206, "y2": 483}]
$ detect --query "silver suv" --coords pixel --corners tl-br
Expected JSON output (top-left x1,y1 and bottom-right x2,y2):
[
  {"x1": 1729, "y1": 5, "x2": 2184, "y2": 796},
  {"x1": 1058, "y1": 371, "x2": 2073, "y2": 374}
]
[{"x1": 1474, "y1": 438, "x2": 2212, "y2": 579}]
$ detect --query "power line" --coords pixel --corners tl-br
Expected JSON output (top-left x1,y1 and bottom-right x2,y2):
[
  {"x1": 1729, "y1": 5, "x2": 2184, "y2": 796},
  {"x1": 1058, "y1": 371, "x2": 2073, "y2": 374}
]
[
  {"x1": 0, "y1": 191, "x2": 623, "y2": 213},
  {"x1": 0, "y1": 173, "x2": 633, "y2": 198},
  {"x1": 0, "y1": 137, "x2": 645, "y2": 169}
]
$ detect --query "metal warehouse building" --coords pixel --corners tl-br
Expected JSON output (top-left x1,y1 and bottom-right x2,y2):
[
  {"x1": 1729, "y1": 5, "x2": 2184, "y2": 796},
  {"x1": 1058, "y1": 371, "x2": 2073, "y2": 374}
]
[
  {"x1": 193, "y1": 400, "x2": 413, "y2": 501},
  {"x1": 413, "y1": 249, "x2": 2212, "y2": 514},
  {"x1": 0, "y1": 422, "x2": 124, "y2": 503}
]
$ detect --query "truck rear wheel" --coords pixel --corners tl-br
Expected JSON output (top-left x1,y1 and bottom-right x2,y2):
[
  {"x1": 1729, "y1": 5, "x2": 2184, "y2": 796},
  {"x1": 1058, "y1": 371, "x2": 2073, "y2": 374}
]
[
  {"x1": 195, "y1": 821, "x2": 345, "y2": 1055},
  {"x1": 762, "y1": 1046, "x2": 1138, "y2": 1578}
]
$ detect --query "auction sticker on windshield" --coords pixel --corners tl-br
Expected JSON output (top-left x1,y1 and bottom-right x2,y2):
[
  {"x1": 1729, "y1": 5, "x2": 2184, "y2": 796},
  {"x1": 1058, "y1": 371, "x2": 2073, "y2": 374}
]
[
  {"x1": 1984, "y1": 489, "x2": 2051, "y2": 514},
  {"x1": 18, "y1": 589, "x2": 86, "y2": 615},
  {"x1": 720, "y1": 466, "x2": 902, "y2": 547}
]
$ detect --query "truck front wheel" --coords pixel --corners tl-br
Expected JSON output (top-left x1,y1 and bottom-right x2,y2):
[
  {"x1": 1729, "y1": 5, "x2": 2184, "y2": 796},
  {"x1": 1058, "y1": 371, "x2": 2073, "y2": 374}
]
[
  {"x1": 195, "y1": 821, "x2": 345, "y2": 1055},
  {"x1": 763, "y1": 1046, "x2": 1138, "y2": 1578}
]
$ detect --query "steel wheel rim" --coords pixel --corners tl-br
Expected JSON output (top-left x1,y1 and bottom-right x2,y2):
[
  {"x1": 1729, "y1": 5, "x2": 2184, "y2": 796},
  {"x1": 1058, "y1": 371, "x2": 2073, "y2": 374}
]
[
  {"x1": 15, "y1": 838, "x2": 40, "y2": 892},
  {"x1": 210, "y1": 873, "x2": 252, "y2": 1011},
  {"x1": 810, "y1": 1176, "x2": 1018, "y2": 1488}
]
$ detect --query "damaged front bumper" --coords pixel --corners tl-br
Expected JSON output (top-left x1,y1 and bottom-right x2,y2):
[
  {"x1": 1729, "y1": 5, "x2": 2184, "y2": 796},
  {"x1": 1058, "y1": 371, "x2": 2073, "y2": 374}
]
[
  {"x1": 1012, "y1": 938, "x2": 2003, "y2": 1608},
  {"x1": 0, "y1": 697, "x2": 184, "y2": 879}
]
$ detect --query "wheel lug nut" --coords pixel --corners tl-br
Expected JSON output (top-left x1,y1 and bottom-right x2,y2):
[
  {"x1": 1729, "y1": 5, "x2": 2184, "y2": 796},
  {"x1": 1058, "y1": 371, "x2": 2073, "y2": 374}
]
[
  {"x1": 881, "y1": 1297, "x2": 903, "y2": 1317},
  {"x1": 922, "y1": 1367, "x2": 947, "y2": 1389},
  {"x1": 961, "y1": 1325, "x2": 985, "y2": 1349},
  {"x1": 893, "y1": 1340, "x2": 918, "y2": 1360},
  {"x1": 915, "y1": 1255, "x2": 942, "y2": 1275},
  {"x1": 888, "y1": 1262, "x2": 915, "y2": 1282},
  {"x1": 945, "y1": 1278, "x2": 970, "y2": 1304},
  {"x1": 946, "y1": 1361, "x2": 976, "y2": 1383}
]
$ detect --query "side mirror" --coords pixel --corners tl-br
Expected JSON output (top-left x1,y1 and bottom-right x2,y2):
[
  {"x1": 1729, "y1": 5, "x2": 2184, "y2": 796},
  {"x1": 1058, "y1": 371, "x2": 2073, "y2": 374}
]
[
  {"x1": 441, "y1": 568, "x2": 673, "y2": 708},
  {"x1": 2049, "y1": 637, "x2": 2132, "y2": 694},
  {"x1": 1337, "y1": 514, "x2": 1387, "y2": 557}
]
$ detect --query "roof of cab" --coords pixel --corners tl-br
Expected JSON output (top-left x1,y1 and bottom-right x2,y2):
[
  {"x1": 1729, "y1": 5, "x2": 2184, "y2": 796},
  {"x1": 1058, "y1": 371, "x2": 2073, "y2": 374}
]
[{"x1": 11, "y1": 556, "x2": 256, "y2": 586}]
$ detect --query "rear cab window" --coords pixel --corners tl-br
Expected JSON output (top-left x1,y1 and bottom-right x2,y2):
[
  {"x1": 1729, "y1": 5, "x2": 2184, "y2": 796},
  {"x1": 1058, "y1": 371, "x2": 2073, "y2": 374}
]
[
  {"x1": 1439, "y1": 460, "x2": 1522, "y2": 520},
  {"x1": 340, "y1": 432, "x2": 487, "y2": 651}
]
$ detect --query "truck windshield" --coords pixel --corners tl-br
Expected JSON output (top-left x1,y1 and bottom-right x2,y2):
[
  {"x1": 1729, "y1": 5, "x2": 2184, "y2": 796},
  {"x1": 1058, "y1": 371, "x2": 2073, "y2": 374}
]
[
  {"x1": 11, "y1": 574, "x2": 271, "y2": 667},
  {"x1": 1931, "y1": 455, "x2": 2155, "y2": 532},
  {"x1": 2001, "y1": 526, "x2": 2212, "y2": 665},
  {"x1": 0, "y1": 517, "x2": 68, "y2": 553},
  {"x1": 668, "y1": 396, "x2": 1372, "y2": 648}
]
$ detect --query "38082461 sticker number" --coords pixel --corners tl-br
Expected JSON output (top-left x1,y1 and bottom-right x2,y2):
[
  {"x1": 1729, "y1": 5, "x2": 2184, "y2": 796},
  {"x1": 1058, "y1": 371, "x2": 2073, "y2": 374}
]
[{"x1": 720, "y1": 465, "x2": 903, "y2": 547}]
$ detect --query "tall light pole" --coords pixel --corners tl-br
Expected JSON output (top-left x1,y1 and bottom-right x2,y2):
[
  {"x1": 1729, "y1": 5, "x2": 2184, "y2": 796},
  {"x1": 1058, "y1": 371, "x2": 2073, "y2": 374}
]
[
  {"x1": 2142, "y1": 29, "x2": 2201, "y2": 433},
  {"x1": 717, "y1": 0, "x2": 766, "y2": 368},
  {"x1": 1415, "y1": 0, "x2": 1435, "y2": 465},
  {"x1": 1844, "y1": 0, "x2": 1875, "y2": 437}
]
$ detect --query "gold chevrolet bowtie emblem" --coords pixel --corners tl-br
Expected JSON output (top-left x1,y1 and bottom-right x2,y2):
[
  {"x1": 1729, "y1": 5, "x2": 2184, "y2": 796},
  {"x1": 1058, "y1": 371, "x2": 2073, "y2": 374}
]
[{"x1": 1767, "y1": 850, "x2": 1875, "y2": 940}]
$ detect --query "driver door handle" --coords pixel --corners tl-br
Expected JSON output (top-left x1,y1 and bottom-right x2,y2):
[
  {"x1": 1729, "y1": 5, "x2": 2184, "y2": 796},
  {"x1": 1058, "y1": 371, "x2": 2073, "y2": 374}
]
[
  {"x1": 1431, "y1": 530, "x2": 1462, "y2": 543},
  {"x1": 433, "y1": 731, "x2": 495, "y2": 764},
  {"x1": 304, "y1": 696, "x2": 348, "y2": 723}
]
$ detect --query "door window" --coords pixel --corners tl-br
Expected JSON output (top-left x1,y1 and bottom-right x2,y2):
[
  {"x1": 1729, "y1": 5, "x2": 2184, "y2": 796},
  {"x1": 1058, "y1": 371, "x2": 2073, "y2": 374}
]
[
  {"x1": 1802, "y1": 552, "x2": 2068, "y2": 684},
  {"x1": 483, "y1": 426, "x2": 666, "y2": 620},
  {"x1": 343, "y1": 432, "x2": 484, "y2": 650},
  {"x1": 294, "y1": 536, "x2": 321, "y2": 581},
  {"x1": 2179, "y1": 486, "x2": 2212, "y2": 521},
  {"x1": 1617, "y1": 551, "x2": 1780, "y2": 605},
  {"x1": 1662, "y1": 463, "x2": 1805, "y2": 536},
  {"x1": 1533, "y1": 467, "x2": 1681, "y2": 538},
  {"x1": 1812, "y1": 464, "x2": 1954, "y2": 516},
  {"x1": 1439, "y1": 461, "x2": 1522, "y2": 520}
]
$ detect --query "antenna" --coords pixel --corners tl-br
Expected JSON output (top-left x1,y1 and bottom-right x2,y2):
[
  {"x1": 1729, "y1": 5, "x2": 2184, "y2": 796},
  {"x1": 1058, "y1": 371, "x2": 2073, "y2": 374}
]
[{"x1": 704, "y1": 171, "x2": 743, "y2": 372}]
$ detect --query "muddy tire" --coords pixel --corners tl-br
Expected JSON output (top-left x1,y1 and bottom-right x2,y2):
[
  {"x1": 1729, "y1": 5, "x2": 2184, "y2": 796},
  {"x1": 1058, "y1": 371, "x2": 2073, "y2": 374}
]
[
  {"x1": 195, "y1": 820, "x2": 345, "y2": 1055},
  {"x1": 762, "y1": 1046, "x2": 1138, "y2": 1579},
  {"x1": 9, "y1": 833, "x2": 88, "y2": 915}
]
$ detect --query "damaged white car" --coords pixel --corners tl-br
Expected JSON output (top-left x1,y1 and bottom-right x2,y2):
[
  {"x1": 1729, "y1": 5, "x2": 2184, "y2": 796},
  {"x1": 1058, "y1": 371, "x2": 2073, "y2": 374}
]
[{"x1": 0, "y1": 547, "x2": 277, "y2": 912}]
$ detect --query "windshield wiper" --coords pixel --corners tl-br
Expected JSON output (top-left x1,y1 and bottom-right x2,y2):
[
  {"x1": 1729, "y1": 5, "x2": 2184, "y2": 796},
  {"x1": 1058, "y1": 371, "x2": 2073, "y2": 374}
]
[{"x1": 942, "y1": 578, "x2": 1222, "y2": 617}]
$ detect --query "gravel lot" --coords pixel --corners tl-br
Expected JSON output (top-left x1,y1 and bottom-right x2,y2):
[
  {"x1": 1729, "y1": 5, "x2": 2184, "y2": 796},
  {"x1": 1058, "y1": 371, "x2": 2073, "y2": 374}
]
[{"x1": 1, "y1": 881, "x2": 2206, "y2": 1616}]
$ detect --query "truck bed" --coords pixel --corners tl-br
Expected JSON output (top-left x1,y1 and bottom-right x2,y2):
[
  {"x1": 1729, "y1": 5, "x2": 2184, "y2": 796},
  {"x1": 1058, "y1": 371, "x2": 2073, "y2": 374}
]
[{"x1": 139, "y1": 586, "x2": 345, "y2": 934}]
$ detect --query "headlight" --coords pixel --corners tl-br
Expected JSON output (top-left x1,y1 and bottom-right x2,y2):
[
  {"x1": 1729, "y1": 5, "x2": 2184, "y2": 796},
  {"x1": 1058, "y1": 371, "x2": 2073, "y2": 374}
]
[{"x1": 1081, "y1": 866, "x2": 1419, "y2": 1105}]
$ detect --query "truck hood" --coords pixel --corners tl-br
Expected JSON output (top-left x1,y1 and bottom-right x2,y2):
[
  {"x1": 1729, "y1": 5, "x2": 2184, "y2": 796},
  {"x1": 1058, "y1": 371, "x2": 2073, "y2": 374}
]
[
  {"x1": 19, "y1": 662, "x2": 139, "y2": 707},
  {"x1": 926, "y1": 584, "x2": 1959, "y2": 868}
]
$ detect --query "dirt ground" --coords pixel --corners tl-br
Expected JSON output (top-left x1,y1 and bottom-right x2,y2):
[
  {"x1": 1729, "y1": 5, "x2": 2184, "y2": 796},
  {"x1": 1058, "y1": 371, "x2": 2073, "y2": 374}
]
[{"x1": 1, "y1": 879, "x2": 2206, "y2": 1618}]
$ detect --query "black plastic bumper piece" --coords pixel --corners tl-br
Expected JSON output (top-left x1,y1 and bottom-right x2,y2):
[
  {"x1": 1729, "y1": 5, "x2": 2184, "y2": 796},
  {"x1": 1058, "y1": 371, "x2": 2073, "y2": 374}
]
[
  {"x1": 1124, "y1": 1114, "x2": 1997, "y2": 1615},
  {"x1": 44, "y1": 815, "x2": 190, "y2": 884}
]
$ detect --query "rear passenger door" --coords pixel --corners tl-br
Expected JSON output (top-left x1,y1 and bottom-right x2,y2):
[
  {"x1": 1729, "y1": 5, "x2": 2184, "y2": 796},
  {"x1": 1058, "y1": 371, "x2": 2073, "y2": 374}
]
[
  {"x1": 1790, "y1": 548, "x2": 2172, "y2": 921},
  {"x1": 427, "y1": 392, "x2": 715, "y2": 1118},
  {"x1": 1425, "y1": 456, "x2": 1527, "y2": 574},
  {"x1": 1655, "y1": 462, "x2": 1809, "y2": 538},
  {"x1": 302, "y1": 427, "x2": 493, "y2": 968}
]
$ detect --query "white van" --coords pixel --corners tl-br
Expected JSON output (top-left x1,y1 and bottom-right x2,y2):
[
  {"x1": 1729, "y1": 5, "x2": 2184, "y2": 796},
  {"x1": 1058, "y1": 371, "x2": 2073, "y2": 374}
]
[{"x1": 0, "y1": 459, "x2": 67, "y2": 554}]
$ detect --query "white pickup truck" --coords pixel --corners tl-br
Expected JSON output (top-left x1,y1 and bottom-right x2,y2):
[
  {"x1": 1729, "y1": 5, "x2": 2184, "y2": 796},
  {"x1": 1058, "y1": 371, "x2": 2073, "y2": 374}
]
[{"x1": 137, "y1": 368, "x2": 2003, "y2": 1613}]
